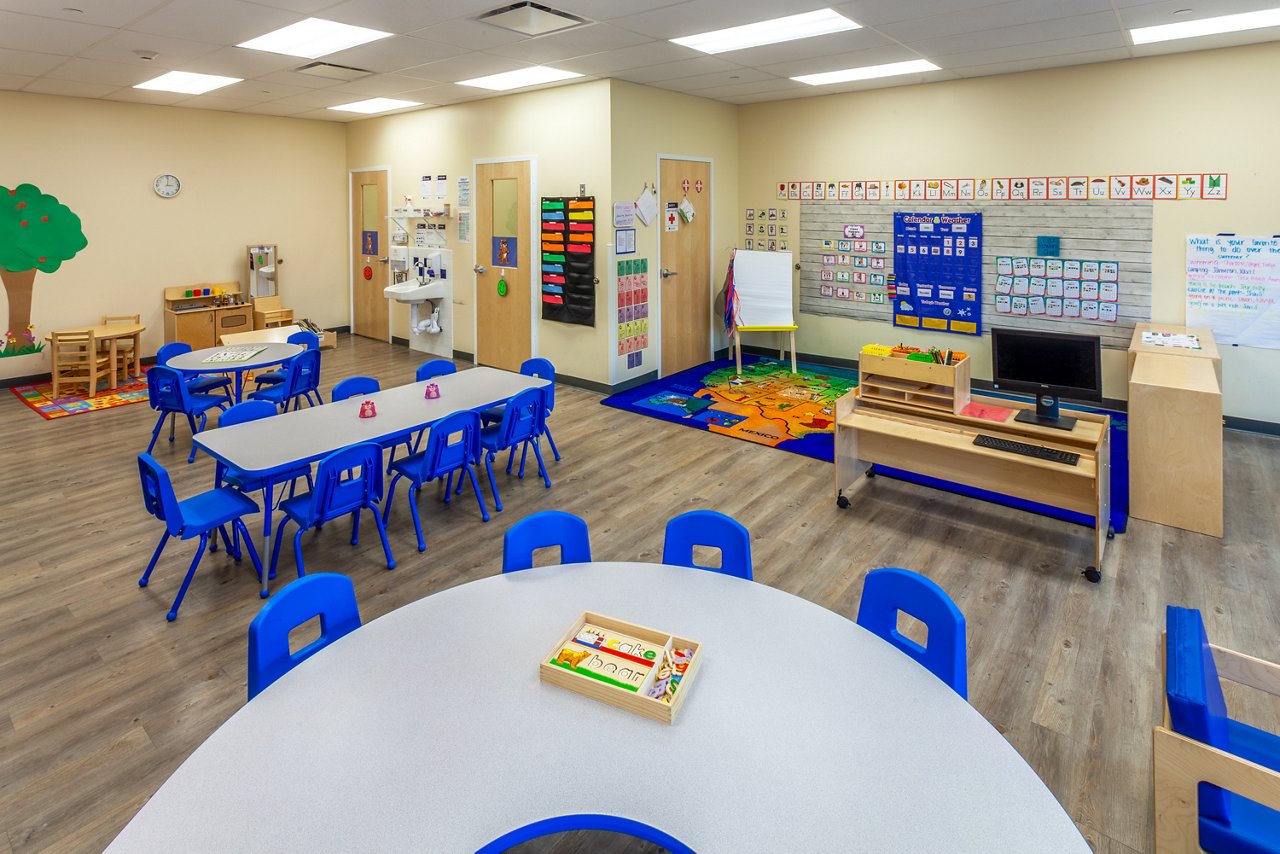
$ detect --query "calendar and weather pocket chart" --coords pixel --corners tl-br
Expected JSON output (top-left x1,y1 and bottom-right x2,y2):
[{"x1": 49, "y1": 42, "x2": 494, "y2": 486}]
[{"x1": 892, "y1": 212, "x2": 983, "y2": 336}]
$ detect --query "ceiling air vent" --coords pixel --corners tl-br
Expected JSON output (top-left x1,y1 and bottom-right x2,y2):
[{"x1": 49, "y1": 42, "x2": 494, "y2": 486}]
[
  {"x1": 294, "y1": 62, "x2": 373, "y2": 82},
  {"x1": 476, "y1": 2, "x2": 588, "y2": 36}
]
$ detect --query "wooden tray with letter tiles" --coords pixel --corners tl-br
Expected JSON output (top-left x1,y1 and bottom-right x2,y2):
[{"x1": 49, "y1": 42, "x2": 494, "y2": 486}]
[{"x1": 540, "y1": 611, "x2": 702, "y2": 724}]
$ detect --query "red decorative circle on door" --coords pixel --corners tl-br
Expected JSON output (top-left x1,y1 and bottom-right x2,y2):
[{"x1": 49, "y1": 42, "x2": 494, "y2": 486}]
[{"x1": 363, "y1": 266, "x2": 373, "y2": 280}]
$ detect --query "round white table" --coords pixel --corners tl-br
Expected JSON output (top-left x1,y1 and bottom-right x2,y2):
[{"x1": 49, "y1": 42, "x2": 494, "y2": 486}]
[
  {"x1": 166, "y1": 342, "x2": 301, "y2": 402},
  {"x1": 109, "y1": 563, "x2": 1088, "y2": 853}
]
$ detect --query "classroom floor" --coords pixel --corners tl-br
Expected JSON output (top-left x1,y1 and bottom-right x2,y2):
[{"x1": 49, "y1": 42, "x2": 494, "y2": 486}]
[{"x1": 1, "y1": 334, "x2": 1277, "y2": 853}]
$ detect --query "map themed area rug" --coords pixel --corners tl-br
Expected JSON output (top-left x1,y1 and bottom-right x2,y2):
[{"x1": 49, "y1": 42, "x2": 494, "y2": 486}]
[
  {"x1": 601, "y1": 356, "x2": 858, "y2": 462},
  {"x1": 10, "y1": 370, "x2": 150, "y2": 419}
]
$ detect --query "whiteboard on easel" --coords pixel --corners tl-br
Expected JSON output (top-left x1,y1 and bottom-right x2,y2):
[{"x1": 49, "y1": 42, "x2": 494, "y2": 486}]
[
  {"x1": 1186, "y1": 235, "x2": 1280, "y2": 348},
  {"x1": 733, "y1": 250, "x2": 794, "y2": 328}
]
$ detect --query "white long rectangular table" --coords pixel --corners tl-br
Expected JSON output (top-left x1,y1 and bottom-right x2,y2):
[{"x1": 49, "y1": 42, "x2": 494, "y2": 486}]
[{"x1": 194, "y1": 367, "x2": 548, "y2": 595}]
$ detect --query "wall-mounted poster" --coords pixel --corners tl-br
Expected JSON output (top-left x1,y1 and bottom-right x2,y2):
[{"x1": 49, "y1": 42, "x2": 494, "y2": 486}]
[
  {"x1": 892, "y1": 211, "x2": 983, "y2": 336},
  {"x1": 540, "y1": 196, "x2": 595, "y2": 326}
]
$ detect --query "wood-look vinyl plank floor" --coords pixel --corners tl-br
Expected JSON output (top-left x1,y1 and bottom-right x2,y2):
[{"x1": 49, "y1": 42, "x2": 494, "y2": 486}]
[{"x1": 1, "y1": 333, "x2": 1277, "y2": 853}]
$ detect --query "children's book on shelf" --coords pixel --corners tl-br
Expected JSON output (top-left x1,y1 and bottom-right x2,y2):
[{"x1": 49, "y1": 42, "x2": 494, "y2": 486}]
[{"x1": 541, "y1": 612, "x2": 702, "y2": 724}]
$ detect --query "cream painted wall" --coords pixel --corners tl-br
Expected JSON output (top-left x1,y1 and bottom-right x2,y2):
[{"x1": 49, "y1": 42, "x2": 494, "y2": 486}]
[
  {"x1": 344, "y1": 80, "x2": 613, "y2": 383},
  {"x1": 0, "y1": 91, "x2": 347, "y2": 380},
  {"x1": 738, "y1": 42, "x2": 1280, "y2": 420},
  {"x1": 609, "y1": 81, "x2": 739, "y2": 383}
]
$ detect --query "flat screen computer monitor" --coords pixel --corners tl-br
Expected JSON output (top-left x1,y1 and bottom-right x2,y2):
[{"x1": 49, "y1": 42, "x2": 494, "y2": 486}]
[{"x1": 990, "y1": 327, "x2": 1102, "y2": 431}]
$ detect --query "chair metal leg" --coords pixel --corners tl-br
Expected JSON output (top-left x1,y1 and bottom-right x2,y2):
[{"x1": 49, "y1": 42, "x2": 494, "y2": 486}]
[
  {"x1": 484, "y1": 452, "x2": 503, "y2": 513},
  {"x1": 407, "y1": 484, "x2": 425, "y2": 552},
  {"x1": 530, "y1": 439, "x2": 551, "y2": 488},
  {"x1": 464, "y1": 464, "x2": 490, "y2": 522},
  {"x1": 506, "y1": 446, "x2": 515, "y2": 475},
  {"x1": 168, "y1": 412, "x2": 177, "y2": 443},
  {"x1": 382, "y1": 472, "x2": 403, "y2": 523},
  {"x1": 518, "y1": 442, "x2": 529, "y2": 478},
  {"x1": 217, "y1": 523, "x2": 240, "y2": 559},
  {"x1": 368, "y1": 504, "x2": 396, "y2": 570},
  {"x1": 293, "y1": 527, "x2": 306, "y2": 577},
  {"x1": 350, "y1": 509, "x2": 361, "y2": 545},
  {"x1": 139, "y1": 531, "x2": 171, "y2": 587},
  {"x1": 166, "y1": 532, "x2": 209, "y2": 621},
  {"x1": 545, "y1": 424, "x2": 561, "y2": 462},
  {"x1": 268, "y1": 516, "x2": 290, "y2": 580},
  {"x1": 235, "y1": 519, "x2": 264, "y2": 583},
  {"x1": 147, "y1": 412, "x2": 167, "y2": 455},
  {"x1": 185, "y1": 413, "x2": 202, "y2": 464}
]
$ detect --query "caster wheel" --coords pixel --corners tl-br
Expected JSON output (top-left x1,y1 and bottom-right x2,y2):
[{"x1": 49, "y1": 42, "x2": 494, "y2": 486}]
[
  {"x1": 837, "y1": 494, "x2": 850, "y2": 509},
  {"x1": 1082, "y1": 567, "x2": 1102, "y2": 584},
  {"x1": 1107, "y1": 525, "x2": 1115, "y2": 540},
  {"x1": 865, "y1": 465, "x2": 876, "y2": 479}
]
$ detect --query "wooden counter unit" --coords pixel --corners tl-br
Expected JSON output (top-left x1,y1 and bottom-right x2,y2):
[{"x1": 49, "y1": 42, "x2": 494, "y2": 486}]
[
  {"x1": 1128, "y1": 322, "x2": 1221, "y2": 385},
  {"x1": 163, "y1": 283, "x2": 251, "y2": 350}
]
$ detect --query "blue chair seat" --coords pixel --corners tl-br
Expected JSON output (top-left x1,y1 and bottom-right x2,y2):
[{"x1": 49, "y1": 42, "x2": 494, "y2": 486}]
[
  {"x1": 177, "y1": 487, "x2": 260, "y2": 531},
  {"x1": 187, "y1": 374, "x2": 233, "y2": 396}
]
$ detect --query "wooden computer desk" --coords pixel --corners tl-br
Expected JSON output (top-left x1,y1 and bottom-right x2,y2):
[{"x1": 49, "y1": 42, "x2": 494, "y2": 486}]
[{"x1": 835, "y1": 388, "x2": 1111, "y2": 580}]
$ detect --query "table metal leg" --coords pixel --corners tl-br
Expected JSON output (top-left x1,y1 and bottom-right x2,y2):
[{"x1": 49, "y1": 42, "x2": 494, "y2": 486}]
[{"x1": 259, "y1": 477, "x2": 275, "y2": 597}]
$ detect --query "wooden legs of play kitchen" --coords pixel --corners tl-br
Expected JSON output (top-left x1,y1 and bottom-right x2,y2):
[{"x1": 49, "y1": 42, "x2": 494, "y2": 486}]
[{"x1": 733, "y1": 326, "x2": 797, "y2": 377}]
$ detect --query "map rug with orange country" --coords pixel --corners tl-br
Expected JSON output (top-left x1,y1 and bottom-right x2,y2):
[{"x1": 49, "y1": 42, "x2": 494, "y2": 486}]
[{"x1": 600, "y1": 355, "x2": 858, "y2": 462}]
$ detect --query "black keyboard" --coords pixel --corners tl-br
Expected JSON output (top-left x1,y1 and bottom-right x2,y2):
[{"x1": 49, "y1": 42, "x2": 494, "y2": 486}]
[{"x1": 973, "y1": 434, "x2": 1080, "y2": 466}]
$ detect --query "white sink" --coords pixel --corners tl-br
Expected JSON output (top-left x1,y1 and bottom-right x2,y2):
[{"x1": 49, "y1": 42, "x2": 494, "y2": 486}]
[{"x1": 384, "y1": 278, "x2": 450, "y2": 304}]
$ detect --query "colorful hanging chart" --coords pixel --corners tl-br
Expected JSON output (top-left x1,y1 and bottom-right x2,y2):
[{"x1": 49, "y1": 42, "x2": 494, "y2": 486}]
[
  {"x1": 891, "y1": 211, "x2": 983, "y2": 336},
  {"x1": 541, "y1": 196, "x2": 595, "y2": 326}
]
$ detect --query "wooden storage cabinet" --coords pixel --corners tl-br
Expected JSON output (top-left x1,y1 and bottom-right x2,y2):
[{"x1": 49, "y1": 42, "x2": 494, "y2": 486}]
[
  {"x1": 857, "y1": 351, "x2": 971, "y2": 415},
  {"x1": 163, "y1": 284, "x2": 251, "y2": 350}
]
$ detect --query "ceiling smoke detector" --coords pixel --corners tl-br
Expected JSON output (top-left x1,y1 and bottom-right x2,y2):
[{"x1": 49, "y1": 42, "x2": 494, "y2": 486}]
[
  {"x1": 476, "y1": 2, "x2": 588, "y2": 37},
  {"x1": 294, "y1": 61, "x2": 373, "y2": 81}
]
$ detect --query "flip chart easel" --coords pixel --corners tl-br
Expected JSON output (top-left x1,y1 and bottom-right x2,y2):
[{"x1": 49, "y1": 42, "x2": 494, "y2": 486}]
[{"x1": 731, "y1": 250, "x2": 797, "y2": 376}]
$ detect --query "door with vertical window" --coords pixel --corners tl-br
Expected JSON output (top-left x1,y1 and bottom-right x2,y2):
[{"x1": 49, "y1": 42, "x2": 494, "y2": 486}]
[
  {"x1": 659, "y1": 158, "x2": 712, "y2": 376},
  {"x1": 475, "y1": 160, "x2": 532, "y2": 372},
  {"x1": 351, "y1": 169, "x2": 388, "y2": 341}
]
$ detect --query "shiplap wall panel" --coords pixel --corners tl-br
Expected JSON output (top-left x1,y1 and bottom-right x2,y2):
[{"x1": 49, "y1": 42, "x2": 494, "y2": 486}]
[{"x1": 797, "y1": 200, "x2": 1153, "y2": 349}]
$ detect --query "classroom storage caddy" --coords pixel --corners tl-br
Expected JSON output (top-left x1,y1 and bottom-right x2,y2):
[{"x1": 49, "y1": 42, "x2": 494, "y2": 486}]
[
  {"x1": 540, "y1": 612, "x2": 702, "y2": 724},
  {"x1": 857, "y1": 351, "x2": 971, "y2": 415}
]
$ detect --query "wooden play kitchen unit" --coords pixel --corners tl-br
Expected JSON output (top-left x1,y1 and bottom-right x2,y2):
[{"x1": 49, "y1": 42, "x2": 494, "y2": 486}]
[
  {"x1": 1126, "y1": 323, "x2": 1223, "y2": 538},
  {"x1": 163, "y1": 283, "x2": 251, "y2": 350},
  {"x1": 835, "y1": 348, "x2": 1112, "y2": 581}
]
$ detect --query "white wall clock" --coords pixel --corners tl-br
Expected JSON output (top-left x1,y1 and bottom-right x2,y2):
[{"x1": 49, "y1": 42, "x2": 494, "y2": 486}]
[{"x1": 153, "y1": 173, "x2": 181, "y2": 198}]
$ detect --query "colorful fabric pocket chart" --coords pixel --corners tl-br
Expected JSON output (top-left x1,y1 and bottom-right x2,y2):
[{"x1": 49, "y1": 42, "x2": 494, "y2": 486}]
[{"x1": 541, "y1": 196, "x2": 595, "y2": 326}]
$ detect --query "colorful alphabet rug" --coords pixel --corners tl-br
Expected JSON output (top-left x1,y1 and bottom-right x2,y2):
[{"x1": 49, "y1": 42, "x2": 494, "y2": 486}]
[
  {"x1": 601, "y1": 356, "x2": 857, "y2": 462},
  {"x1": 10, "y1": 370, "x2": 150, "y2": 419}
]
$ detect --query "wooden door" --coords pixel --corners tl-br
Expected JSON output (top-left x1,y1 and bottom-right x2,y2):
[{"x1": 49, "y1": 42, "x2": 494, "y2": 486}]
[
  {"x1": 659, "y1": 159, "x2": 712, "y2": 376},
  {"x1": 475, "y1": 160, "x2": 532, "y2": 372},
  {"x1": 351, "y1": 169, "x2": 389, "y2": 341}
]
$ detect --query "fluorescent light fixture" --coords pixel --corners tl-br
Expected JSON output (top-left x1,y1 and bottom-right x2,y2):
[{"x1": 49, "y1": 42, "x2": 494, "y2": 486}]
[
  {"x1": 793, "y1": 59, "x2": 939, "y2": 86},
  {"x1": 238, "y1": 17, "x2": 392, "y2": 59},
  {"x1": 134, "y1": 71, "x2": 242, "y2": 94},
  {"x1": 671, "y1": 9, "x2": 859, "y2": 54},
  {"x1": 1130, "y1": 8, "x2": 1280, "y2": 45},
  {"x1": 456, "y1": 65, "x2": 582, "y2": 91},
  {"x1": 328, "y1": 97, "x2": 422, "y2": 114}
]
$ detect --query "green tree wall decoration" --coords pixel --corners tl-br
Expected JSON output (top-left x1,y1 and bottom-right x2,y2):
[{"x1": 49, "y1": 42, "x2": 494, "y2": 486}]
[{"x1": 1, "y1": 183, "x2": 88, "y2": 356}]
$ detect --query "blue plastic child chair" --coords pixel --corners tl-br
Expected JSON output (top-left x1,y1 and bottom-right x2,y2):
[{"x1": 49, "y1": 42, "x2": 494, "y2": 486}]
[
  {"x1": 269, "y1": 442, "x2": 395, "y2": 577},
  {"x1": 137, "y1": 453, "x2": 264, "y2": 621},
  {"x1": 156, "y1": 341, "x2": 233, "y2": 401},
  {"x1": 249, "y1": 348, "x2": 321, "y2": 412},
  {"x1": 415, "y1": 358, "x2": 457, "y2": 382},
  {"x1": 856, "y1": 567, "x2": 968, "y2": 699},
  {"x1": 662, "y1": 509, "x2": 753, "y2": 580},
  {"x1": 331, "y1": 375, "x2": 380, "y2": 403},
  {"x1": 502, "y1": 510, "x2": 591, "y2": 573},
  {"x1": 247, "y1": 573, "x2": 362, "y2": 700},
  {"x1": 479, "y1": 387, "x2": 551, "y2": 512},
  {"x1": 146, "y1": 364, "x2": 230, "y2": 463},
  {"x1": 253, "y1": 330, "x2": 319, "y2": 391},
  {"x1": 482, "y1": 358, "x2": 561, "y2": 462},
  {"x1": 384, "y1": 409, "x2": 489, "y2": 551}
]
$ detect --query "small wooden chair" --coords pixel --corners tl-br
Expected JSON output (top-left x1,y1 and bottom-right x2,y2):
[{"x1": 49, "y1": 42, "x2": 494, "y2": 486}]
[
  {"x1": 253, "y1": 296, "x2": 294, "y2": 329},
  {"x1": 101, "y1": 313, "x2": 141, "y2": 380},
  {"x1": 51, "y1": 330, "x2": 112, "y2": 399}
]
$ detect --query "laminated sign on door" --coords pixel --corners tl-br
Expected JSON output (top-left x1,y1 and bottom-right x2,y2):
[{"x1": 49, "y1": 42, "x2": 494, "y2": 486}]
[{"x1": 665, "y1": 203, "x2": 679, "y2": 232}]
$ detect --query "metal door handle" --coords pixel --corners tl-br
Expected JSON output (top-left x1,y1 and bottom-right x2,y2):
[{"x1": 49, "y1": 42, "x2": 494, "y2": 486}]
[
  {"x1": 474, "y1": 264, "x2": 486, "y2": 274},
  {"x1": 377, "y1": 257, "x2": 389, "y2": 263},
  {"x1": 661, "y1": 268, "x2": 677, "y2": 278}
]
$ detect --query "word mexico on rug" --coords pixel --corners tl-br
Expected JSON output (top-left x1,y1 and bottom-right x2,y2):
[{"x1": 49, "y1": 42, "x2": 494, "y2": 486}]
[{"x1": 601, "y1": 356, "x2": 858, "y2": 462}]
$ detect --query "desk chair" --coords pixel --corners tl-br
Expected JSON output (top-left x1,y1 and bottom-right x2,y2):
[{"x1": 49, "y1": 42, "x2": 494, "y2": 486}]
[
  {"x1": 146, "y1": 365, "x2": 230, "y2": 464},
  {"x1": 415, "y1": 358, "x2": 456, "y2": 382},
  {"x1": 247, "y1": 573, "x2": 361, "y2": 700},
  {"x1": 156, "y1": 341, "x2": 233, "y2": 402},
  {"x1": 384, "y1": 409, "x2": 490, "y2": 551},
  {"x1": 50, "y1": 329, "x2": 111, "y2": 399},
  {"x1": 479, "y1": 387, "x2": 551, "y2": 512},
  {"x1": 502, "y1": 510, "x2": 591, "y2": 573},
  {"x1": 482, "y1": 357, "x2": 561, "y2": 463},
  {"x1": 331, "y1": 376, "x2": 379, "y2": 403},
  {"x1": 253, "y1": 330, "x2": 318, "y2": 392},
  {"x1": 1155, "y1": 606, "x2": 1280, "y2": 852},
  {"x1": 100, "y1": 313, "x2": 140, "y2": 380},
  {"x1": 269, "y1": 442, "x2": 395, "y2": 578},
  {"x1": 137, "y1": 453, "x2": 264, "y2": 621},
  {"x1": 249, "y1": 348, "x2": 321, "y2": 412},
  {"x1": 662, "y1": 510, "x2": 753, "y2": 580},
  {"x1": 856, "y1": 567, "x2": 967, "y2": 699}
]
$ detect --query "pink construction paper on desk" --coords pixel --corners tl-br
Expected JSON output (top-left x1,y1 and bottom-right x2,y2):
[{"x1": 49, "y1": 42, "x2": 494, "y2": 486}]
[{"x1": 961, "y1": 402, "x2": 1016, "y2": 423}]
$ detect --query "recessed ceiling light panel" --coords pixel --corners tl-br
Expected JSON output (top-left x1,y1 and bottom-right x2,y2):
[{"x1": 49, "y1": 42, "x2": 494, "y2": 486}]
[
  {"x1": 792, "y1": 59, "x2": 940, "y2": 86},
  {"x1": 238, "y1": 18, "x2": 392, "y2": 59},
  {"x1": 1130, "y1": 7, "x2": 1280, "y2": 44},
  {"x1": 134, "y1": 71, "x2": 242, "y2": 94},
  {"x1": 328, "y1": 97, "x2": 422, "y2": 114},
  {"x1": 457, "y1": 65, "x2": 583, "y2": 91},
  {"x1": 672, "y1": 8, "x2": 860, "y2": 55}
]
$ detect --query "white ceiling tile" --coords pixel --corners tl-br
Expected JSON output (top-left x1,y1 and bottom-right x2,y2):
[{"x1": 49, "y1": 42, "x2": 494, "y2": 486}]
[
  {"x1": 237, "y1": 100, "x2": 313, "y2": 115},
  {"x1": 0, "y1": 72, "x2": 34, "y2": 90},
  {"x1": 237, "y1": 0, "x2": 345, "y2": 12},
  {"x1": 652, "y1": 66, "x2": 781, "y2": 92},
  {"x1": 611, "y1": 55, "x2": 741, "y2": 85},
  {"x1": 320, "y1": 35, "x2": 464, "y2": 73},
  {"x1": 548, "y1": 0, "x2": 688, "y2": 22},
  {"x1": 910, "y1": 12, "x2": 1126, "y2": 57},
  {"x1": 833, "y1": 0, "x2": 1006, "y2": 28},
  {"x1": 556, "y1": 41, "x2": 704, "y2": 76},
  {"x1": 934, "y1": 32, "x2": 1129, "y2": 67},
  {"x1": 263, "y1": 88, "x2": 357, "y2": 108},
  {"x1": 0, "y1": 47, "x2": 67, "y2": 76},
  {"x1": 407, "y1": 18, "x2": 527, "y2": 51},
  {"x1": 46, "y1": 57, "x2": 160, "y2": 86},
  {"x1": 392, "y1": 83, "x2": 494, "y2": 104},
  {"x1": 1118, "y1": 0, "x2": 1280, "y2": 28},
  {"x1": 130, "y1": 0, "x2": 303, "y2": 45},
  {"x1": 316, "y1": 0, "x2": 472, "y2": 33},
  {"x1": 398, "y1": 52, "x2": 535, "y2": 83},
  {"x1": 0, "y1": 0, "x2": 167, "y2": 28},
  {"x1": 492, "y1": 24, "x2": 655, "y2": 64},
  {"x1": 0, "y1": 10, "x2": 117, "y2": 54},
  {"x1": 759, "y1": 44, "x2": 924, "y2": 77},
  {"x1": 690, "y1": 77, "x2": 812, "y2": 98},
  {"x1": 217, "y1": 78, "x2": 315, "y2": 100},
  {"x1": 950, "y1": 46, "x2": 1132, "y2": 76},
  {"x1": 22, "y1": 77, "x2": 119, "y2": 97},
  {"x1": 78, "y1": 30, "x2": 223, "y2": 67},
  {"x1": 182, "y1": 46, "x2": 300, "y2": 77},
  {"x1": 873, "y1": 0, "x2": 1115, "y2": 42},
  {"x1": 173, "y1": 93, "x2": 267, "y2": 110},
  {"x1": 290, "y1": 107, "x2": 353, "y2": 120},
  {"x1": 254, "y1": 68, "x2": 348, "y2": 88},
  {"x1": 322, "y1": 71, "x2": 431, "y2": 95},
  {"x1": 103, "y1": 87, "x2": 192, "y2": 105}
]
